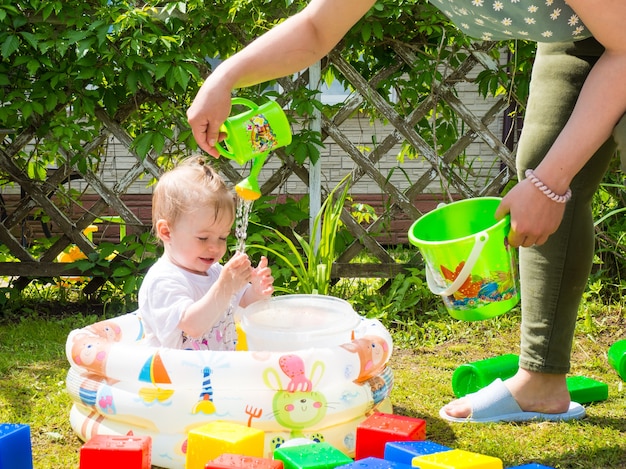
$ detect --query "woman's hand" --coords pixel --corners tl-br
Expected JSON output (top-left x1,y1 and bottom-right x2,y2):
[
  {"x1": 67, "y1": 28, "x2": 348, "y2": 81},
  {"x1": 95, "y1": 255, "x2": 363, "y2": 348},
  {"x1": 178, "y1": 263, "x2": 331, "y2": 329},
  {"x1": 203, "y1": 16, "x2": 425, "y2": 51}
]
[
  {"x1": 186, "y1": 76, "x2": 233, "y2": 157},
  {"x1": 496, "y1": 178, "x2": 567, "y2": 248}
]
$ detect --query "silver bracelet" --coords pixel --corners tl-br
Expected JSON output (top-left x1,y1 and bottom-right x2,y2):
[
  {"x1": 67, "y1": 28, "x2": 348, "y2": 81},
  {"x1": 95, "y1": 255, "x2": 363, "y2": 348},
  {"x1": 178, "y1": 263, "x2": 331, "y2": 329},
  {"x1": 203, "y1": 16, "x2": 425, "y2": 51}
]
[{"x1": 524, "y1": 169, "x2": 572, "y2": 204}]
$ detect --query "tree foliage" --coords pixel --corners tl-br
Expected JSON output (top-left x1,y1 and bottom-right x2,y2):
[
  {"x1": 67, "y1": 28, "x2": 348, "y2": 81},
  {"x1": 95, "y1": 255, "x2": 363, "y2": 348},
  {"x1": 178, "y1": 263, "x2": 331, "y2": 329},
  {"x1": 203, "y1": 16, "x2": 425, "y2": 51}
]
[
  {"x1": 0, "y1": 1, "x2": 538, "y2": 291},
  {"x1": 0, "y1": 0, "x2": 533, "y2": 168}
]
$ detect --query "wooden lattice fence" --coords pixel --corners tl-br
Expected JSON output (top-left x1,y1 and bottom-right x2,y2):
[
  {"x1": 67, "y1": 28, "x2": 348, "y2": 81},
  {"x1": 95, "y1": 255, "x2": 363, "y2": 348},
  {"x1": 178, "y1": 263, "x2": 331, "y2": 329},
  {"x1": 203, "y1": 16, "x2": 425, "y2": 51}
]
[{"x1": 0, "y1": 35, "x2": 524, "y2": 292}]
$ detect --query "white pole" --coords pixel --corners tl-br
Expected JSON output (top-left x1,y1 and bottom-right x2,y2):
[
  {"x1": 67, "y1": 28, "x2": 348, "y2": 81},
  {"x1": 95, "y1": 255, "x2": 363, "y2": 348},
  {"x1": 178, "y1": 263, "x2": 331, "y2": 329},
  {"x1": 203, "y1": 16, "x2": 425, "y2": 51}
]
[{"x1": 309, "y1": 61, "x2": 322, "y2": 252}]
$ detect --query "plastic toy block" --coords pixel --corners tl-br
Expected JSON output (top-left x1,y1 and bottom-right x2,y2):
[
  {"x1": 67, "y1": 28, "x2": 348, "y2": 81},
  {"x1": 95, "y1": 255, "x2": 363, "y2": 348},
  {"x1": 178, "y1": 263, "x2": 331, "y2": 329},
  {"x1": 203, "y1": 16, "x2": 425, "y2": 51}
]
[
  {"x1": 335, "y1": 456, "x2": 412, "y2": 468},
  {"x1": 566, "y1": 376, "x2": 608, "y2": 404},
  {"x1": 453, "y1": 354, "x2": 609, "y2": 403},
  {"x1": 205, "y1": 453, "x2": 284, "y2": 468},
  {"x1": 0, "y1": 423, "x2": 33, "y2": 469},
  {"x1": 506, "y1": 464, "x2": 555, "y2": 469},
  {"x1": 186, "y1": 421, "x2": 265, "y2": 469},
  {"x1": 384, "y1": 441, "x2": 451, "y2": 465},
  {"x1": 355, "y1": 413, "x2": 426, "y2": 460},
  {"x1": 412, "y1": 449, "x2": 502, "y2": 469},
  {"x1": 79, "y1": 434, "x2": 151, "y2": 469},
  {"x1": 452, "y1": 354, "x2": 519, "y2": 397},
  {"x1": 608, "y1": 340, "x2": 626, "y2": 380},
  {"x1": 273, "y1": 441, "x2": 353, "y2": 469}
]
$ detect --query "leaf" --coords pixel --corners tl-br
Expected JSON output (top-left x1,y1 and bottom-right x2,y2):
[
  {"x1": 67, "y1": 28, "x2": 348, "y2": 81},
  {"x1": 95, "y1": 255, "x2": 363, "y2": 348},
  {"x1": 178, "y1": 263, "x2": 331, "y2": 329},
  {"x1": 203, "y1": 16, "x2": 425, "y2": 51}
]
[
  {"x1": 112, "y1": 266, "x2": 133, "y2": 277},
  {"x1": 373, "y1": 21, "x2": 383, "y2": 40},
  {"x1": 307, "y1": 142, "x2": 320, "y2": 165},
  {"x1": 150, "y1": 132, "x2": 165, "y2": 156},
  {"x1": 66, "y1": 30, "x2": 90, "y2": 45},
  {"x1": 123, "y1": 275, "x2": 137, "y2": 294},
  {"x1": 26, "y1": 59, "x2": 40, "y2": 76},
  {"x1": 361, "y1": 23, "x2": 371, "y2": 43},
  {"x1": 44, "y1": 92, "x2": 58, "y2": 112},
  {"x1": 1, "y1": 34, "x2": 20, "y2": 59},
  {"x1": 127, "y1": 70, "x2": 139, "y2": 93},
  {"x1": 154, "y1": 61, "x2": 171, "y2": 81},
  {"x1": 171, "y1": 65, "x2": 190, "y2": 91},
  {"x1": 133, "y1": 132, "x2": 154, "y2": 159},
  {"x1": 21, "y1": 102, "x2": 32, "y2": 120},
  {"x1": 292, "y1": 141, "x2": 309, "y2": 164},
  {"x1": 19, "y1": 31, "x2": 39, "y2": 49},
  {"x1": 98, "y1": 243, "x2": 118, "y2": 259}
]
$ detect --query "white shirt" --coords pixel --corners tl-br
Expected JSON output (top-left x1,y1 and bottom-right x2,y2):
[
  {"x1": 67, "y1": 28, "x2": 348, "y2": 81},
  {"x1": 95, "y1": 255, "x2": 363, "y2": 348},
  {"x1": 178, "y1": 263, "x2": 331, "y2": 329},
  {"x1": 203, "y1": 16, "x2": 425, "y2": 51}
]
[{"x1": 138, "y1": 256, "x2": 246, "y2": 351}]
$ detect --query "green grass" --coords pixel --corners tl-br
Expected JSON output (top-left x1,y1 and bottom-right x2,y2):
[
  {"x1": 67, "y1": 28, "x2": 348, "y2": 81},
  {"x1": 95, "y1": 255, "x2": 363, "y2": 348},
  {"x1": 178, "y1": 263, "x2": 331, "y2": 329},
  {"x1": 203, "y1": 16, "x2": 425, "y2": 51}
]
[
  {"x1": 0, "y1": 292, "x2": 624, "y2": 468},
  {"x1": 390, "y1": 310, "x2": 626, "y2": 468},
  {"x1": 0, "y1": 314, "x2": 97, "y2": 468}
]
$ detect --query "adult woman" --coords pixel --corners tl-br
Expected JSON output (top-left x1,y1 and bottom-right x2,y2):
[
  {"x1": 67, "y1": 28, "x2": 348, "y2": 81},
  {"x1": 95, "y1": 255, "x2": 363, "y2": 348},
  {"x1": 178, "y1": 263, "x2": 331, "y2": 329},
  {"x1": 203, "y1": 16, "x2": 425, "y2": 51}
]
[{"x1": 187, "y1": 0, "x2": 626, "y2": 422}]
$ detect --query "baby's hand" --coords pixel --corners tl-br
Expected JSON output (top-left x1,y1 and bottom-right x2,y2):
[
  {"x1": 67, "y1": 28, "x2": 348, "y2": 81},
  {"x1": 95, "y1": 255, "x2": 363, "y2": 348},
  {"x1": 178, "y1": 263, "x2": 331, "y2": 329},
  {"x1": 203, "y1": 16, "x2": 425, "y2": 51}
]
[
  {"x1": 250, "y1": 256, "x2": 274, "y2": 298},
  {"x1": 220, "y1": 251, "x2": 253, "y2": 293}
]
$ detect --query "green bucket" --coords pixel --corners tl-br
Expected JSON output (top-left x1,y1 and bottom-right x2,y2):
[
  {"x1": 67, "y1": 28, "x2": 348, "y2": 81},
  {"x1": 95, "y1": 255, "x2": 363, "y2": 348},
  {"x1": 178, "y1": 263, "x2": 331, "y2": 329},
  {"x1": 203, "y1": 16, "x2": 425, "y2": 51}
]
[{"x1": 408, "y1": 197, "x2": 519, "y2": 321}]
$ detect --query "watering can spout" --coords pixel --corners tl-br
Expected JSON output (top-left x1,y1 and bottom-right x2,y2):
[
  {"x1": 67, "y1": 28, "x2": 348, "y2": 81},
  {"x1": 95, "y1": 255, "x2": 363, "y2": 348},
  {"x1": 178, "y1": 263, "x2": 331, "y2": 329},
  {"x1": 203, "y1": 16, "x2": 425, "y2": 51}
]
[
  {"x1": 235, "y1": 153, "x2": 267, "y2": 201},
  {"x1": 235, "y1": 179, "x2": 261, "y2": 201}
]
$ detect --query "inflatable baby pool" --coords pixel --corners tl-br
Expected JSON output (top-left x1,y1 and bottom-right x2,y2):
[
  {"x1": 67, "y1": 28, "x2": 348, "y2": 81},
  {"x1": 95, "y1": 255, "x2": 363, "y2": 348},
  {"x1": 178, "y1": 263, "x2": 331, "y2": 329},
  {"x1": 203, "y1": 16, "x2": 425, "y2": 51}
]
[{"x1": 65, "y1": 296, "x2": 394, "y2": 469}]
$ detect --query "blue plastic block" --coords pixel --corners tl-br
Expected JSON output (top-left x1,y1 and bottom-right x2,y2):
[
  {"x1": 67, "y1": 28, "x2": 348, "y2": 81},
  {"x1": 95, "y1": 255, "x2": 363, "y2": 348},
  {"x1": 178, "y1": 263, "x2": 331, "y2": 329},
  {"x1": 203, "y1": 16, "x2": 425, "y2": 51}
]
[
  {"x1": 506, "y1": 465, "x2": 555, "y2": 469},
  {"x1": 336, "y1": 456, "x2": 412, "y2": 468},
  {"x1": 0, "y1": 424, "x2": 33, "y2": 469},
  {"x1": 384, "y1": 441, "x2": 451, "y2": 465}
]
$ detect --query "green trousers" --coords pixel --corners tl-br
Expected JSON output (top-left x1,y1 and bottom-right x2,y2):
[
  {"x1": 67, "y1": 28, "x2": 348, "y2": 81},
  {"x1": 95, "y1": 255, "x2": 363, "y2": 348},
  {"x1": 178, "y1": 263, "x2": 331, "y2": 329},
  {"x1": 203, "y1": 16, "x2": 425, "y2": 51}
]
[{"x1": 516, "y1": 38, "x2": 622, "y2": 373}]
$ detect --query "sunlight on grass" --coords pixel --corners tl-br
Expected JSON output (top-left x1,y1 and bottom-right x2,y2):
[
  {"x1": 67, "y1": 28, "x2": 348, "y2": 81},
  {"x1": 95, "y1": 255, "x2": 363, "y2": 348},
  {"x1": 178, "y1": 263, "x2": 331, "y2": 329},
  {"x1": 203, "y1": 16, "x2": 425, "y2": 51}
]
[
  {"x1": 0, "y1": 281, "x2": 624, "y2": 469},
  {"x1": 0, "y1": 315, "x2": 86, "y2": 468}
]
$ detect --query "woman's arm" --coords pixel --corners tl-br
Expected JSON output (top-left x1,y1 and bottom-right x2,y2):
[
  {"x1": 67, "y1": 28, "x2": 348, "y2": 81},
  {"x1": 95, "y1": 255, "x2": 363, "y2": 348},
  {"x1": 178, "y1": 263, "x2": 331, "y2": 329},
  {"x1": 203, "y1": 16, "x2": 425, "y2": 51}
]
[
  {"x1": 498, "y1": 1, "x2": 626, "y2": 247},
  {"x1": 187, "y1": 0, "x2": 376, "y2": 155},
  {"x1": 536, "y1": 0, "x2": 626, "y2": 191}
]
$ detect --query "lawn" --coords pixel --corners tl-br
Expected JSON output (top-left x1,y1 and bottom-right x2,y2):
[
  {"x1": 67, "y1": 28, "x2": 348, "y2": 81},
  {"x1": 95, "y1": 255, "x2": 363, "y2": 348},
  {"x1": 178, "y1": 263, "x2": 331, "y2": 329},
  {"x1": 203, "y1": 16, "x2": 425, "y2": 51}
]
[{"x1": 0, "y1": 295, "x2": 624, "y2": 468}]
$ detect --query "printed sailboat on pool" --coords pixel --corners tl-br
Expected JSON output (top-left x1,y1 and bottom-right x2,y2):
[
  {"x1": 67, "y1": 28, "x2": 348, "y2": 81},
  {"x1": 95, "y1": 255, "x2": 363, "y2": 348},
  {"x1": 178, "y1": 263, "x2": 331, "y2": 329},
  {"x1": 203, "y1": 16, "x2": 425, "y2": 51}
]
[{"x1": 137, "y1": 351, "x2": 175, "y2": 404}]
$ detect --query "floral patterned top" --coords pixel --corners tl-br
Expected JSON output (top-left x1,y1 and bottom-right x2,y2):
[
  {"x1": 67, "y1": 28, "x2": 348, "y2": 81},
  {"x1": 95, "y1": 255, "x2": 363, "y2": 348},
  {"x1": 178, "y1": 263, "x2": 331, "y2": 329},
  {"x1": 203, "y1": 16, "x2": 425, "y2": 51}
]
[{"x1": 431, "y1": 0, "x2": 592, "y2": 42}]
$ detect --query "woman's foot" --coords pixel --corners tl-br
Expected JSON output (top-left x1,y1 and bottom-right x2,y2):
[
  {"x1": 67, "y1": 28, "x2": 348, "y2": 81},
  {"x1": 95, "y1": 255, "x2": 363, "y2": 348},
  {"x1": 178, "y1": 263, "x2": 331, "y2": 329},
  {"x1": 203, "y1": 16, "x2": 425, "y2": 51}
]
[{"x1": 441, "y1": 368, "x2": 572, "y2": 419}]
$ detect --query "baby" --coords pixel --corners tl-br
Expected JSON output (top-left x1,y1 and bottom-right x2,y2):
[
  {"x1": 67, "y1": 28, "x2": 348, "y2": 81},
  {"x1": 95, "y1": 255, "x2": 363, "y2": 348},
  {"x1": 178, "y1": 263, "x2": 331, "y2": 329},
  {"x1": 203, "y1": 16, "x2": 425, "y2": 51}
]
[{"x1": 138, "y1": 157, "x2": 274, "y2": 350}]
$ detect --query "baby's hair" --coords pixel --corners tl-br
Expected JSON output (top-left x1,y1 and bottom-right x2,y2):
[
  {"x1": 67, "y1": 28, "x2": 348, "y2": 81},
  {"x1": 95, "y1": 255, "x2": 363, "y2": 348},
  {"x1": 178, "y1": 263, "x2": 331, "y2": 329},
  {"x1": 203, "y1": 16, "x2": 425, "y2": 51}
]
[{"x1": 152, "y1": 156, "x2": 235, "y2": 230}]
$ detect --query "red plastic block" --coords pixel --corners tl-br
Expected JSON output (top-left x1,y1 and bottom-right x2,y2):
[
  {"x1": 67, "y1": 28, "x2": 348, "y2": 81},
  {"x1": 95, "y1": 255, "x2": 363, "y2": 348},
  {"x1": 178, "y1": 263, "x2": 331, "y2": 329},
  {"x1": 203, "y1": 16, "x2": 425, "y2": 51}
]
[
  {"x1": 355, "y1": 413, "x2": 426, "y2": 460},
  {"x1": 79, "y1": 434, "x2": 151, "y2": 469},
  {"x1": 205, "y1": 454, "x2": 284, "y2": 469}
]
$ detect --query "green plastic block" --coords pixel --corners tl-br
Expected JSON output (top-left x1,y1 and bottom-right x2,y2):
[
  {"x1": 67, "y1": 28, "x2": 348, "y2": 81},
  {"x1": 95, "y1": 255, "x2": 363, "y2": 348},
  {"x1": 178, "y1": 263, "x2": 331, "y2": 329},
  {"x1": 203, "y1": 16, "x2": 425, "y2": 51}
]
[
  {"x1": 566, "y1": 376, "x2": 608, "y2": 404},
  {"x1": 274, "y1": 442, "x2": 352, "y2": 469}
]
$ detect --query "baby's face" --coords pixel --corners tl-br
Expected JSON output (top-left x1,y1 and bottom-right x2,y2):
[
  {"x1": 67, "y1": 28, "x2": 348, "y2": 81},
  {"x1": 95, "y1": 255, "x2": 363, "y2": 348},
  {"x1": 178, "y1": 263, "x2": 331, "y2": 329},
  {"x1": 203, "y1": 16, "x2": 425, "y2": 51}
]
[{"x1": 164, "y1": 207, "x2": 233, "y2": 275}]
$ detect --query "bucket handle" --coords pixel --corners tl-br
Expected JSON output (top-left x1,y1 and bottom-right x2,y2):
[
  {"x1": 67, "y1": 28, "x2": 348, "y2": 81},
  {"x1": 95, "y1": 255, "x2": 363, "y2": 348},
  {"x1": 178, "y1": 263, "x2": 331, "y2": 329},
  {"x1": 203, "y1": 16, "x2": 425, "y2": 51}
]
[{"x1": 425, "y1": 231, "x2": 489, "y2": 297}]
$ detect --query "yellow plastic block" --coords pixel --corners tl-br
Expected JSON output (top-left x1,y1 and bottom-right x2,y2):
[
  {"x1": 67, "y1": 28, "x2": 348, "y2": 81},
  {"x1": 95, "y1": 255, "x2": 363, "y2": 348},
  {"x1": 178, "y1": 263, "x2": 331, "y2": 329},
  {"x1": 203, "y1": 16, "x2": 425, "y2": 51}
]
[
  {"x1": 185, "y1": 421, "x2": 264, "y2": 469},
  {"x1": 412, "y1": 449, "x2": 502, "y2": 469}
]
